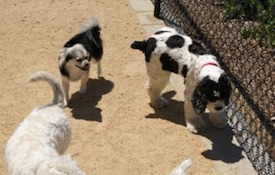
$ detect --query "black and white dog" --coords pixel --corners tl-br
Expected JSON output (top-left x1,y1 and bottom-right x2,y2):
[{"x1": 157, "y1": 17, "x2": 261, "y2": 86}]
[
  {"x1": 58, "y1": 17, "x2": 103, "y2": 101},
  {"x1": 131, "y1": 27, "x2": 231, "y2": 133}
]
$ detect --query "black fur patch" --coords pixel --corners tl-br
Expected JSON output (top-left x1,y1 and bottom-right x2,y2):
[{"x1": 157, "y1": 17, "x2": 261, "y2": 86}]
[
  {"x1": 59, "y1": 61, "x2": 69, "y2": 77},
  {"x1": 218, "y1": 74, "x2": 232, "y2": 105},
  {"x1": 155, "y1": 30, "x2": 170, "y2": 35},
  {"x1": 181, "y1": 65, "x2": 188, "y2": 78},
  {"x1": 192, "y1": 75, "x2": 231, "y2": 114},
  {"x1": 64, "y1": 53, "x2": 74, "y2": 62},
  {"x1": 130, "y1": 41, "x2": 147, "y2": 52},
  {"x1": 145, "y1": 38, "x2": 157, "y2": 62},
  {"x1": 188, "y1": 41, "x2": 208, "y2": 55},
  {"x1": 165, "y1": 35, "x2": 185, "y2": 49},
  {"x1": 131, "y1": 38, "x2": 157, "y2": 62},
  {"x1": 159, "y1": 53, "x2": 179, "y2": 74},
  {"x1": 64, "y1": 26, "x2": 103, "y2": 61}
]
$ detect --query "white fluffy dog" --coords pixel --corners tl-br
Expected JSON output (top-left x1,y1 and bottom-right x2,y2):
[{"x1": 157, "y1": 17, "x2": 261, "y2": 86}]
[
  {"x1": 170, "y1": 158, "x2": 192, "y2": 175},
  {"x1": 5, "y1": 71, "x2": 85, "y2": 175},
  {"x1": 131, "y1": 27, "x2": 231, "y2": 133}
]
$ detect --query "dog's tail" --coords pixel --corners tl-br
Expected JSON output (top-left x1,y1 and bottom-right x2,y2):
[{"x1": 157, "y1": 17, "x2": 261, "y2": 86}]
[
  {"x1": 29, "y1": 71, "x2": 66, "y2": 108},
  {"x1": 169, "y1": 158, "x2": 192, "y2": 175},
  {"x1": 79, "y1": 17, "x2": 102, "y2": 44},
  {"x1": 78, "y1": 16, "x2": 100, "y2": 34},
  {"x1": 131, "y1": 40, "x2": 155, "y2": 62},
  {"x1": 130, "y1": 40, "x2": 147, "y2": 52}
]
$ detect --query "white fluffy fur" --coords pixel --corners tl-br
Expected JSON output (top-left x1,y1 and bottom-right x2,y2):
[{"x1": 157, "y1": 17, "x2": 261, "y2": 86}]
[
  {"x1": 132, "y1": 27, "x2": 230, "y2": 133},
  {"x1": 183, "y1": 54, "x2": 228, "y2": 133},
  {"x1": 170, "y1": 158, "x2": 192, "y2": 175},
  {"x1": 145, "y1": 27, "x2": 193, "y2": 108},
  {"x1": 5, "y1": 71, "x2": 85, "y2": 175}
]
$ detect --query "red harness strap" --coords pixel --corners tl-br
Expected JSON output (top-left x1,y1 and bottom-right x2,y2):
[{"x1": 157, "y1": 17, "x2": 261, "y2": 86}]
[{"x1": 199, "y1": 62, "x2": 218, "y2": 73}]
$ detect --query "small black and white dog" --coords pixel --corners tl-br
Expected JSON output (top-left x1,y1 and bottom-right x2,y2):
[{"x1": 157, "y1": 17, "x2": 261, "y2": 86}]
[
  {"x1": 58, "y1": 17, "x2": 103, "y2": 101},
  {"x1": 131, "y1": 27, "x2": 231, "y2": 133}
]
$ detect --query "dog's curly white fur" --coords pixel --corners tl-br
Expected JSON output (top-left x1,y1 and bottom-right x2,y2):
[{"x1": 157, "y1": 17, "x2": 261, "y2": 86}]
[
  {"x1": 58, "y1": 16, "x2": 103, "y2": 101},
  {"x1": 131, "y1": 27, "x2": 231, "y2": 133},
  {"x1": 5, "y1": 71, "x2": 85, "y2": 175},
  {"x1": 169, "y1": 158, "x2": 192, "y2": 175}
]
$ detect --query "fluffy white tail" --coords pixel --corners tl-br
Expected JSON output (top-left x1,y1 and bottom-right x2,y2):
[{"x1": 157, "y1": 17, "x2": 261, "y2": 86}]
[
  {"x1": 78, "y1": 16, "x2": 100, "y2": 34},
  {"x1": 29, "y1": 71, "x2": 66, "y2": 107},
  {"x1": 170, "y1": 158, "x2": 192, "y2": 175}
]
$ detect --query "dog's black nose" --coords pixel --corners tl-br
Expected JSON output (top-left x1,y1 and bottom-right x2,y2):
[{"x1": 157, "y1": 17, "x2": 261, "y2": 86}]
[
  {"x1": 215, "y1": 106, "x2": 223, "y2": 111},
  {"x1": 84, "y1": 62, "x2": 89, "y2": 66}
]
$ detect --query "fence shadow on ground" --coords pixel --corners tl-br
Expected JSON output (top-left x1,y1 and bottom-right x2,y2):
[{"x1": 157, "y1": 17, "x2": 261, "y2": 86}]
[{"x1": 68, "y1": 77, "x2": 114, "y2": 121}]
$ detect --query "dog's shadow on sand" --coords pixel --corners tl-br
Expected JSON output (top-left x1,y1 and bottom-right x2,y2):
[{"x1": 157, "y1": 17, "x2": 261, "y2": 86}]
[
  {"x1": 199, "y1": 116, "x2": 244, "y2": 163},
  {"x1": 67, "y1": 77, "x2": 114, "y2": 122},
  {"x1": 146, "y1": 91, "x2": 243, "y2": 163},
  {"x1": 145, "y1": 91, "x2": 186, "y2": 126}
]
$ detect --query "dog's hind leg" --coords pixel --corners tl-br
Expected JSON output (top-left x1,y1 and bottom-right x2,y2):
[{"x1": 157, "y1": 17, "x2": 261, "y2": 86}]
[
  {"x1": 146, "y1": 71, "x2": 170, "y2": 108},
  {"x1": 97, "y1": 61, "x2": 101, "y2": 78}
]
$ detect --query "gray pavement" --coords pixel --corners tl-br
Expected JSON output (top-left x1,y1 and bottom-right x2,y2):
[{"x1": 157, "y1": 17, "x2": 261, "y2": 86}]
[{"x1": 129, "y1": 0, "x2": 257, "y2": 174}]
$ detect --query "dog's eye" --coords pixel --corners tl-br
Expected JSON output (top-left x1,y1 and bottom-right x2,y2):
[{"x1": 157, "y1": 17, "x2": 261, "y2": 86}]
[{"x1": 76, "y1": 59, "x2": 82, "y2": 63}]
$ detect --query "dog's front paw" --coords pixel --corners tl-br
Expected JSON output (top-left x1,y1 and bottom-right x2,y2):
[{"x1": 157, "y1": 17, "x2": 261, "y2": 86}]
[
  {"x1": 152, "y1": 96, "x2": 169, "y2": 109},
  {"x1": 79, "y1": 87, "x2": 87, "y2": 94},
  {"x1": 209, "y1": 112, "x2": 227, "y2": 128},
  {"x1": 186, "y1": 120, "x2": 206, "y2": 133}
]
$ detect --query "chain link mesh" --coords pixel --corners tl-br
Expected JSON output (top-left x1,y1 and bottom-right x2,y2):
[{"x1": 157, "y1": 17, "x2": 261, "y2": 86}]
[{"x1": 151, "y1": 0, "x2": 275, "y2": 174}]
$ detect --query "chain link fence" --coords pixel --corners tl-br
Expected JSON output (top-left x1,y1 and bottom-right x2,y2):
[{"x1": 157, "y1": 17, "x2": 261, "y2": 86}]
[{"x1": 151, "y1": 0, "x2": 275, "y2": 174}]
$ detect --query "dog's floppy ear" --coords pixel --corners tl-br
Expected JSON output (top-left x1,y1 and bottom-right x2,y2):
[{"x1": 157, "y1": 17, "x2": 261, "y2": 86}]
[
  {"x1": 219, "y1": 73, "x2": 232, "y2": 105},
  {"x1": 65, "y1": 52, "x2": 74, "y2": 62},
  {"x1": 191, "y1": 78, "x2": 208, "y2": 114},
  {"x1": 58, "y1": 48, "x2": 67, "y2": 61}
]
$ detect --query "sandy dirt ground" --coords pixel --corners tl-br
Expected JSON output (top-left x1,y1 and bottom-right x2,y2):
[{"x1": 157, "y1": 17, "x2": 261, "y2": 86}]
[{"x1": 0, "y1": 0, "x2": 221, "y2": 174}]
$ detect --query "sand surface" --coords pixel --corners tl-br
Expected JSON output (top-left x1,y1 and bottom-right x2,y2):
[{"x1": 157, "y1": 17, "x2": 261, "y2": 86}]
[{"x1": 0, "y1": 0, "x2": 220, "y2": 174}]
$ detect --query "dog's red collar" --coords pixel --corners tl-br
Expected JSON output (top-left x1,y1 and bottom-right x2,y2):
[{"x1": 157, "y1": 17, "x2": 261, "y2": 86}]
[{"x1": 199, "y1": 62, "x2": 218, "y2": 73}]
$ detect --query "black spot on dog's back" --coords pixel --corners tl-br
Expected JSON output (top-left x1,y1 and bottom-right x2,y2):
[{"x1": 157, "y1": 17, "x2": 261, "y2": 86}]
[
  {"x1": 181, "y1": 65, "x2": 188, "y2": 78},
  {"x1": 155, "y1": 30, "x2": 170, "y2": 35},
  {"x1": 64, "y1": 29, "x2": 103, "y2": 61},
  {"x1": 165, "y1": 35, "x2": 185, "y2": 49},
  {"x1": 160, "y1": 53, "x2": 179, "y2": 74},
  {"x1": 188, "y1": 41, "x2": 208, "y2": 55}
]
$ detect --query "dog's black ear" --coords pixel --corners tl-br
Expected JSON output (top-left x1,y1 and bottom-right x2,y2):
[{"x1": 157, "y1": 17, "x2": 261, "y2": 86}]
[
  {"x1": 219, "y1": 74, "x2": 232, "y2": 105},
  {"x1": 65, "y1": 52, "x2": 74, "y2": 62},
  {"x1": 191, "y1": 78, "x2": 208, "y2": 114},
  {"x1": 131, "y1": 38, "x2": 157, "y2": 62}
]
